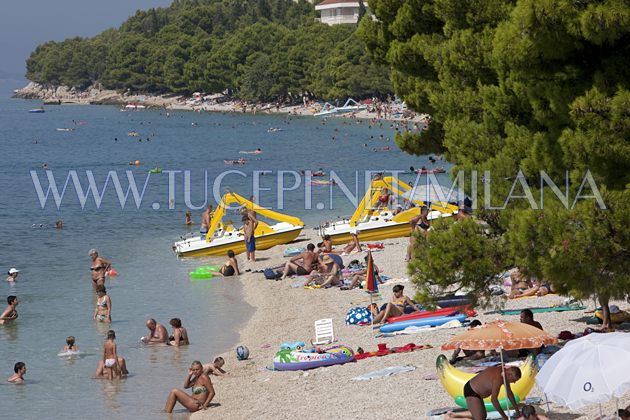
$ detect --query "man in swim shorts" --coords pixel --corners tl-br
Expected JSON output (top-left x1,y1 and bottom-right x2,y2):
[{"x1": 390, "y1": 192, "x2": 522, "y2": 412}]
[
  {"x1": 243, "y1": 209, "x2": 258, "y2": 262},
  {"x1": 282, "y1": 243, "x2": 318, "y2": 279},
  {"x1": 200, "y1": 205, "x2": 213, "y2": 240},
  {"x1": 446, "y1": 365, "x2": 521, "y2": 419}
]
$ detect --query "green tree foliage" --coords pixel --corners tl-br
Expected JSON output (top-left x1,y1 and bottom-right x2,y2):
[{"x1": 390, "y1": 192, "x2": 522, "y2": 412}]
[
  {"x1": 363, "y1": 0, "x2": 630, "y2": 320},
  {"x1": 25, "y1": 0, "x2": 392, "y2": 101}
]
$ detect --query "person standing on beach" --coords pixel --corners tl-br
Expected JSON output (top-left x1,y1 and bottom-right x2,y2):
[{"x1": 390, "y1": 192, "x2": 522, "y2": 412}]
[
  {"x1": 89, "y1": 249, "x2": 111, "y2": 289},
  {"x1": 243, "y1": 209, "x2": 258, "y2": 262},
  {"x1": 7, "y1": 362, "x2": 26, "y2": 383},
  {"x1": 141, "y1": 318, "x2": 168, "y2": 344},
  {"x1": 200, "y1": 205, "x2": 213, "y2": 240},
  {"x1": 0, "y1": 296, "x2": 19, "y2": 325}
]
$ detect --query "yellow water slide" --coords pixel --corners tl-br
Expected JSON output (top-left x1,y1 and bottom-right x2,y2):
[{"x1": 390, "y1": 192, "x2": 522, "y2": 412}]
[
  {"x1": 348, "y1": 176, "x2": 457, "y2": 227},
  {"x1": 205, "y1": 192, "x2": 304, "y2": 242}
]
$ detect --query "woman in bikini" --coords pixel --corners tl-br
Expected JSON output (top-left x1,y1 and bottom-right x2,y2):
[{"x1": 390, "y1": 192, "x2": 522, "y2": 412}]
[
  {"x1": 168, "y1": 318, "x2": 189, "y2": 346},
  {"x1": 371, "y1": 284, "x2": 419, "y2": 324},
  {"x1": 89, "y1": 249, "x2": 111, "y2": 289},
  {"x1": 164, "y1": 360, "x2": 215, "y2": 413},
  {"x1": 214, "y1": 250, "x2": 240, "y2": 277},
  {"x1": 102, "y1": 330, "x2": 121, "y2": 380},
  {"x1": 93, "y1": 285, "x2": 111, "y2": 323}
]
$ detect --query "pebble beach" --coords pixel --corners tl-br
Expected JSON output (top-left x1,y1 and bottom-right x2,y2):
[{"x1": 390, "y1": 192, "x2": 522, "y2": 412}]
[{"x1": 190, "y1": 229, "x2": 629, "y2": 420}]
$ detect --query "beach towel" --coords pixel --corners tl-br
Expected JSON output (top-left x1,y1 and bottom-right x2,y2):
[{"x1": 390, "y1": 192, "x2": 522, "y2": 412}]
[
  {"x1": 498, "y1": 305, "x2": 585, "y2": 315},
  {"x1": 511, "y1": 293, "x2": 558, "y2": 300},
  {"x1": 352, "y1": 365, "x2": 415, "y2": 381}
]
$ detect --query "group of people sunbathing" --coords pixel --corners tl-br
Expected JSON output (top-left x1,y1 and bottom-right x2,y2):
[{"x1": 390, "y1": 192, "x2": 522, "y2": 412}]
[{"x1": 508, "y1": 269, "x2": 555, "y2": 299}]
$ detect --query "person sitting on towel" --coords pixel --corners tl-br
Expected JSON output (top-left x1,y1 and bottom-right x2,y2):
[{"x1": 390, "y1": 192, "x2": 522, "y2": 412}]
[{"x1": 371, "y1": 284, "x2": 419, "y2": 324}]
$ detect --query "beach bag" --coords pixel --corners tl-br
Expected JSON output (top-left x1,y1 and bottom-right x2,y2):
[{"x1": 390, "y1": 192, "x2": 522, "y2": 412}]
[
  {"x1": 263, "y1": 268, "x2": 282, "y2": 280},
  {"x1": 345, "y1": 307, "x2": 372, "y2": 325}
]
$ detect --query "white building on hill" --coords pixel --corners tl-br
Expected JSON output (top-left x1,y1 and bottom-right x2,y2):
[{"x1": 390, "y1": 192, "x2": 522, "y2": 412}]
[{"x1": 315, "y1": 0, "x2": 364, "y2": 25}]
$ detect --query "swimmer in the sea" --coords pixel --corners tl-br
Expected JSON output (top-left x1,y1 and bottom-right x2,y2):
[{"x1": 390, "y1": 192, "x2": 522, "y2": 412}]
[
  {"x1": 62, "y1": 336, "x2": 79, "y2": 352},
  {"x1": 0, "y1": 295, "x2": 19, "y2": 325},
  {"x1": 6, "y1": 268, "x2": 19, "y2": 282},
  {"x1": 7, "y1": 362, "x2": 26, "y2": 383},
  {"x1": 93, "y1": 285, "x2": 111, "y2": 323},
  {"x1": 168, "y1": 318, "x2": 189, "y2": 347}
]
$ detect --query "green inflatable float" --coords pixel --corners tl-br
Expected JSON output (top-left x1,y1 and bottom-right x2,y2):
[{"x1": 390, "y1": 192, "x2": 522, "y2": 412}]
[
  {"x1": 189, "y1": 265, "x2": 221, "y2": 280},
  {"x1": 454, "y1": 395, "x2": 520, "y2": 411}
]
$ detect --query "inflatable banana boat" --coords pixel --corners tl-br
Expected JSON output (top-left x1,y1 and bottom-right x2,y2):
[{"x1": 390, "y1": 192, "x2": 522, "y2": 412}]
[{"x1": 436, "y1": 354, "x2": 537, "y2": 410}]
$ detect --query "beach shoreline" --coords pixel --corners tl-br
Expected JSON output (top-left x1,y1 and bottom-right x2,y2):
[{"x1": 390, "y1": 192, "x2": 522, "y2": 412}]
[
  {"x1": 13, "y1": 82, "x2": 426, "y2": 122},
  {"x1": 189, "y1": 229, "x2": 626, "y2": 420}
]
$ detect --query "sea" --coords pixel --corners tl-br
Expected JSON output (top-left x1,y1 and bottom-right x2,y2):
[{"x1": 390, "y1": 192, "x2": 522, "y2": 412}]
[{"x1": 0, "y1": 82, "x2": 452, "y2": 418}]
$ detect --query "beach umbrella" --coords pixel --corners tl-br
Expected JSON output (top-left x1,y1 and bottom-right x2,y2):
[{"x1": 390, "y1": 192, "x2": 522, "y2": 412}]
[
  {"x1": 366, "y1": 250, "x2": 378, "y2": 333},
  {"x1": 536, "y1": 332, "x2": 630, "y2": 413},
  {"x1": 441, "y1": 320, "x2": 557, "y2": 351},
  {"x1": 442, "y1": 320, "x2": 557, "y2": 419},
  {"x1": 365, "y1": 250, "x2": 378, "y2": 294}
]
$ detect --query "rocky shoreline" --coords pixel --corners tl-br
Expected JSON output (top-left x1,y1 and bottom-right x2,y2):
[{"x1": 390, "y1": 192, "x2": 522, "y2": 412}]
[{"x1": 13, "y1": 82, "x2": 426, "y2": 122}]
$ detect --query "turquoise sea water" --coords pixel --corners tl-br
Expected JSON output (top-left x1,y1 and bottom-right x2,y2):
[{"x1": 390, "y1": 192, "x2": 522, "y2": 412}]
[{"x1": 0, "y1": 92, "x2": 452, "y2": 418}]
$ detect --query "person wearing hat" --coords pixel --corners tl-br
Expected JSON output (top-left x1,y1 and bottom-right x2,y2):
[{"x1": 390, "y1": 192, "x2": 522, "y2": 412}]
[
  {"x1": 88, "y1": 249, "x2": 112, "y2": 289},
  {"x1": 304, "y1": 254, "x2": 342, "y2": 288},
  {"x1": 6, "y1": 268, "x2": 19, "y2": 282}
]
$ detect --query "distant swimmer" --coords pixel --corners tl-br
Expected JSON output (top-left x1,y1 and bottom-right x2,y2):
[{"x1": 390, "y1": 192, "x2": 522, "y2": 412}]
[
  {"x1": 239, "y1": 148, "x2": 262, "y2": 154},
  {"x1": 141, "y1": 318, "x2": 169, "y2": 344},
  {"x1": 7, "y1": 362, "x2": 26, "y2": 383},
  {"x1": 185, "y1": 211, "x2": 193, "y2": 226},
  {"x1": 0, "y1": 296, "x2": 19, "y2": 324},
  {"x1": 54, "y1": 220, "x2": 63, "y2": 229},
  {"x1": 6, "y1": 268, "x2": 19, "y2": 282}
]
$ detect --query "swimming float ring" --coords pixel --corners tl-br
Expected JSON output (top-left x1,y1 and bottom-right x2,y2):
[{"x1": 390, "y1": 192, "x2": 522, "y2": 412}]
[
  {"x1": 274, "y1": 346, "x2": 354, "y2": 371},
  {"x1": 148, "y1": 167, "x2": 162, "y2": 174}
]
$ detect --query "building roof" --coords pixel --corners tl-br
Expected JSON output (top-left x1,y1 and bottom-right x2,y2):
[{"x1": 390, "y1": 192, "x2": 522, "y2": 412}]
[{"x1": 316, "y1": 0, "x2": 359, "y2": 6}]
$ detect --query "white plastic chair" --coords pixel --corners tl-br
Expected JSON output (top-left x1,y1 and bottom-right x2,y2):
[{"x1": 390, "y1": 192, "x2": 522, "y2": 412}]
[{"x1": 313, "y1": 318, "x2": 334, "y2": 345}]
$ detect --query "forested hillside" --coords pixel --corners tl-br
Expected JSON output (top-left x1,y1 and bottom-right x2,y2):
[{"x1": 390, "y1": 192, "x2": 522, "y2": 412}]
[{"x1": 25, "y1": 0, "x2": 391, "y2": 101}]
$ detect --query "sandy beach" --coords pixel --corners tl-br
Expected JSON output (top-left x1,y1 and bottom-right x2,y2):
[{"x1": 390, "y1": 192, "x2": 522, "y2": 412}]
[{"x1": 190, "y1": 229, "x2": 628, "y2": 420}]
